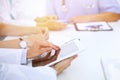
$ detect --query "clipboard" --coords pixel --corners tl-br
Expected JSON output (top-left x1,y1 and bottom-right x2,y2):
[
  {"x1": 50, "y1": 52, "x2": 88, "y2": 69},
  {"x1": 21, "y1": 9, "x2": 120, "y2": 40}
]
[{"x1": 74, "y1": 22, "x2": 113, "y2": 31}]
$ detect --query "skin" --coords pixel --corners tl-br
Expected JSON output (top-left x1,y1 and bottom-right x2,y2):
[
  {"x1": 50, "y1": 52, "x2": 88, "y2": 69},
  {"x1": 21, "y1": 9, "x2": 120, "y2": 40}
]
[
  {"x1": 26, "y1": 37, "x2": 60, "y2": 59},
  {"x1": 69, "y1": 12, "x2": 120, "y2": 23},
  {"x1": 32, "y1": 49, "x2": 60, "y2": 66},
  {"x1": 0, "y1": 21, "x2": 77, "y2": 75},
  {"x1": 51, "y1": 55, "x2": 77, "y2": 75},
  {"x1": 0, "y1": 22, "x2": 60, "y2": 63},
  {"x1": 0, "y1": 22, "x2": 49, "y2": 40},
  {"x1": 0, "y1": 34, "x2": 59, "y2": 59}
]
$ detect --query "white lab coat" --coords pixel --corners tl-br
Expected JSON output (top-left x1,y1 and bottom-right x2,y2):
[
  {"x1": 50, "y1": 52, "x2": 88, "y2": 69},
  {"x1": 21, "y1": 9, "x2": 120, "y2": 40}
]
[{"x1": 0, "y1": 48, "x2": 57, "y2": 80}]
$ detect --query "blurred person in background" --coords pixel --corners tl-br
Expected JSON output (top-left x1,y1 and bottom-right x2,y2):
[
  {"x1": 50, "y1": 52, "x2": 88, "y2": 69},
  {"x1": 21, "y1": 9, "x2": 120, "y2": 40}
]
[{"x1": 46, "y1": 0, "x2": 120, "y2": 23}]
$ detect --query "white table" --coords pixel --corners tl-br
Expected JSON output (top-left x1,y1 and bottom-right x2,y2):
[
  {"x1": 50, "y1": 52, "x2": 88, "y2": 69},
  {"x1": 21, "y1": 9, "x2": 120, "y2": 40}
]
[{"x1": 48, "y1": 22, "x2": 120, "y2": 80}]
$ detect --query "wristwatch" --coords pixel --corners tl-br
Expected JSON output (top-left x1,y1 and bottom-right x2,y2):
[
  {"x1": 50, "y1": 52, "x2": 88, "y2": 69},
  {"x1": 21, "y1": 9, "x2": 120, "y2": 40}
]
[{"x1": 19, "y1": 38, "x2": 27, "y2": 49}]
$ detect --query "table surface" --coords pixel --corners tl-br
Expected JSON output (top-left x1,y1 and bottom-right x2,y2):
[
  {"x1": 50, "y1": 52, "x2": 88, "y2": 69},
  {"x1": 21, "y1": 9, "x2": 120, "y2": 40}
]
[{"x1": 48, "y1": 21, "x2": 120, "y2": 80}]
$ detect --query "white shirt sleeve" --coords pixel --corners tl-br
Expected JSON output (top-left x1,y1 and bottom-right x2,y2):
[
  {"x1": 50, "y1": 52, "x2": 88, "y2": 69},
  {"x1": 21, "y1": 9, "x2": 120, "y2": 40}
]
[
  {"x1": 0, "y1": 63, "x2": 57, "y2": 80},
  {"x1": 20, "y1": 49, "x2": 27, "y2": 65},
  {"x1": 0, "y1": 48, "x2": 24, "y2": 64}
]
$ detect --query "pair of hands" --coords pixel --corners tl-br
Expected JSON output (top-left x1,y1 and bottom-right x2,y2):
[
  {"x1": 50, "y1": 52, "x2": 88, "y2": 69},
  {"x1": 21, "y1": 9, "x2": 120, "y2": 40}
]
[
  {"x1": 24, "y1": 34, "x2": 59, "y2": 59},
  {"x1": 35, "y1": 16, "x2": 67, "y2": 31},
  {"x1": 24, "y1": 27, "x2": 77, "y2": 75},
  {"x1": 23, "y1": 32, "x2": 60, "y2": 65}
]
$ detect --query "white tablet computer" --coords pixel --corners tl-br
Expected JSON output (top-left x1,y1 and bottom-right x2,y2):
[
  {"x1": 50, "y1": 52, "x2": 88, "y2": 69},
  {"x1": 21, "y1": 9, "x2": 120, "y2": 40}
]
[{"x1": 45, "y1": 38, "x2": 85, "y2": 66}]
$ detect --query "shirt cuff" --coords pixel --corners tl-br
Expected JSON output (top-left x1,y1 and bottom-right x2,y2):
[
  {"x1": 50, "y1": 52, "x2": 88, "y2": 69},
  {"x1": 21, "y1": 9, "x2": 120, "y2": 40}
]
[
  {"x1": 34, "y1": 66, "x2": 57, "y2": 80},
  {"x1": 21, "y1": 49, "x2": 27, "y2": 65}
]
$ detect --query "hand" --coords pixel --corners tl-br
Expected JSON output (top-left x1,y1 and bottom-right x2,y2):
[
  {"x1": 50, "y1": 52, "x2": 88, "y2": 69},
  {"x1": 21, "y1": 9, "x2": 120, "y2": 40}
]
[
  {"x1": 32, "y1": 49, "x2": 60, "y2": 66},
  {"x1": 26, "y1": 38, "x2": 60, "y2": 59},
  {"x1": 36, "y1": 27, "x2": 49, "y2": 40},
  {"x1": 51, "y1": 55, "x2": 77, "y2": 75},
  {"x1": 45, "y1": 20, "x2": 67, "y2": 31},
  {"x1": 24, "y1": 34, "x2": 48, "y2": 48},
  {"x1": 35, "y1": 15, "x2": 67, "y2": 31}
]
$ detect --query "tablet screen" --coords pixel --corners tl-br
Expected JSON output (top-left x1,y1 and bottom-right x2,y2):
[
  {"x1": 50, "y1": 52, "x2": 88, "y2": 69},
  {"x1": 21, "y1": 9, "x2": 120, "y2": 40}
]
[
  {"x1": 58, "y1": 40, "x2": 80, "y2": 59},
  {"x1": 45, "y1": 38, "x2": 85, "y2": 66}
]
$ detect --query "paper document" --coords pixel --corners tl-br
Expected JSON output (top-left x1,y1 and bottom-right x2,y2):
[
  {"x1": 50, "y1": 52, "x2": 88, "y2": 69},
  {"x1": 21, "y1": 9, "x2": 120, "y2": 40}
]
[{"x1": 74, "y1": 22, "x2": 113, "y2": 31}]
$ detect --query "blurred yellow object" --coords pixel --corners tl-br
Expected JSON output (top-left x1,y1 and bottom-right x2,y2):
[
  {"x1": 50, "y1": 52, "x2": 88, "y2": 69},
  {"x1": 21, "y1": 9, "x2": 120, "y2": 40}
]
[{"x1": 35, "y1": 15, "x2": 67, "y2": 31}]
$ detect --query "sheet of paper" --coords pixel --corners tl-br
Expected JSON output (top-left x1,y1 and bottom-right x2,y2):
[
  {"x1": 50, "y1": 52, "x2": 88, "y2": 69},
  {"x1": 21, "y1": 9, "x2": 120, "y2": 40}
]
[{"x1": 75, "y1": 22, "x2": 112, "y2": 31}]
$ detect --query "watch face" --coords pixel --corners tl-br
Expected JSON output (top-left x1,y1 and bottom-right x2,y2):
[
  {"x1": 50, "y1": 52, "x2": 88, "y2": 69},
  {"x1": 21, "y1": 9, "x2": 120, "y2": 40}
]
[{"x1": 19, "y1": 40, "x2": 27, "y2": 49}]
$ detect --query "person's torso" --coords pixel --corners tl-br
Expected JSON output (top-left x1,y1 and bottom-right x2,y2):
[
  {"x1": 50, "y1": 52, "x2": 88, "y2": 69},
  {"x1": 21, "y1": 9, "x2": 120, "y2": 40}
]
[{"x1": 52, "y1": 0, "x2": 99, "y2": 20}]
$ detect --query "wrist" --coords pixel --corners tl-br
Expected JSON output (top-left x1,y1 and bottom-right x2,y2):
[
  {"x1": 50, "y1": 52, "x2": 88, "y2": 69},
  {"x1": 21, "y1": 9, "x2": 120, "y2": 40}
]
[
  {"x1": 23, "y1": 37, "x2": 33, "y2": 48},
  {"x1": 26, "y1": 49, "x2": 32, "y2": 59}
]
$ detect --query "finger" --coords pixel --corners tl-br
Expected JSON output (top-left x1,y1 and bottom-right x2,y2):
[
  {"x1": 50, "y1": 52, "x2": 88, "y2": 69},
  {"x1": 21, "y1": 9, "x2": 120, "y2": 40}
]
[
  {"x1": 42, "y1": 51, "x2": 51, "y2": 59},
  {"x1": 39, "y1": 41, "x2": 59, "y2": 50},
  {"x1": 32, "y1": 51, "x2": 58, "y2": 66},
  {"x1": 40, "y1": 49, "x2": 61, "y2": 64},
  {"x1": 64, "y1": 55, "x2": 78, "y2": 62},
  {"x1": 39, "y1": 47, "x2": 52, "y2": 53},
  {"x1": 38, "y1": 52, "x2": 51, "y2": 61},
  {"x1": 48, "y1": 49, "x2": 60, "y2": 61},
  {"x1": 32, "y1": 52, "x2": 51, "y2": 63}
]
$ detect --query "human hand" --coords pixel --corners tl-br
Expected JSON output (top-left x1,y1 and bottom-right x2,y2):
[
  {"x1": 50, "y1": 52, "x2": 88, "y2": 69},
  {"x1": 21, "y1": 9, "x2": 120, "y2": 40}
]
[
  {"x1": 24, "y1": 34, "x2": 49, "y2": 48},
  {"x1": 51, "y1": 55, "x2": 77, "y2": 75},
  {"x1": 35, "y1": 15, "x2": 67, "y2": 31},
  {"x1": 25, "y1": 36, "x2": 60, "y2": 59},
  {"x1": 36, "y1": 27, "x2": 49, "y2": 40},
  {"x1": 32, "y1": 49, "x2": 60, "y2": 67},
  {"x1": 44, "y1": 20, "x2": 67, "y2": 31}
]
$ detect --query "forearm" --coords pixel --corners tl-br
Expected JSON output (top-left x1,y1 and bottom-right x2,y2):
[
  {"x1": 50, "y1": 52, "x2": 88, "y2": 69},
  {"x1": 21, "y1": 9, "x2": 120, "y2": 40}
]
[
  {"x1": 71, "y1": 12, "x2": 120, "y2": 23},
  {"x1": 0, "y1": 23, "x2": 37, "y2": 36},
  {"x1": 88, "y1": 12, "x2": 120, "y2": 22},
  {"x1": 0, "y1": 39, "x2": 21, "y2": 48}
]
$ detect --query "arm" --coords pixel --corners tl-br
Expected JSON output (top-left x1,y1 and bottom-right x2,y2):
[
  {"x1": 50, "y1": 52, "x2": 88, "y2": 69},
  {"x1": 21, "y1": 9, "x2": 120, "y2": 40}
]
[
  {"x1": 0, "y1": 38, "x2": 21, "y2": 48},
  {"x1": 69, "y1": 12, "x2": 120, "y2": 23},
  {"x1": 0, "y1": 34, "x2": 59, "y2": 59},
  {"x1": 0, "y1": 33, "x2": 48, "y2": 48},
  {"x1": 0, "y1": 23, "x2": 37, "y2": 36},
  {"x1": 0, "y1": 23, "x2": 49, "y2": 40}
]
